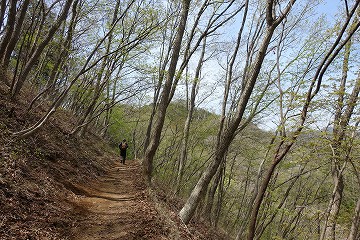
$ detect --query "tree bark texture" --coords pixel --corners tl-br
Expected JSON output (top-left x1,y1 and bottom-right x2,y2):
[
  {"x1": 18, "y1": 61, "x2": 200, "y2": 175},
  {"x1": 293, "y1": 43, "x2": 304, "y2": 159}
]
[
  {"x1": 247, "y1": 2, "x2": 360, "y2": 239},
  {"x1": 179, "y1": 13, "x2": 283, "y2": 223},
  {"x1": 175, "y1": 37, "x2": 206, "y2": 194},
  {"x1": 10, "y1": 0, "x2": 74, "y2": 99},
  {"x1": 142, "y1": 0, "x2": 191, "y2": 183},
  {"x1": 321, "y1": 42, "x2": 360, "y2": 240},
  {"x1": 1, "y1": 0, "x2": 30, "y2": 69},
  {"x1": 0, "y1": 0, "x2": 7, "y2": 29},
  {"x1": 348, "y1": 196, "x2": 360, "y2": 240},
  {"x1": 180, "y1": 1, "x2": 301, "y2": 226},
  {"x1": 0, "y1": 0, "x2": 17, "y2": 61}
]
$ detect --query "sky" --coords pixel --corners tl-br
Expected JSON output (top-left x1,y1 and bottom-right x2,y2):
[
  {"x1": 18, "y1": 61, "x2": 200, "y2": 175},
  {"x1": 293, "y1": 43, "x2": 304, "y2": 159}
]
[
  {"x1": 257, "y1": 0, "x2": 347, "y2": 131},
  {"x1": 316, "y1": 0, "x2": 342, "y2": 22},
  {"x1": 192, "y1": 0, "x2": 348, "y2": 131}
]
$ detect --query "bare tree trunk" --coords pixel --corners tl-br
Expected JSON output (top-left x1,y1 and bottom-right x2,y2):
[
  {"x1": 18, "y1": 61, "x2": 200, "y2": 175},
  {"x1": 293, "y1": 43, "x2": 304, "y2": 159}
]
[
  {"x1": 10, "y1": 0, "x2": 74, "y2": 99},
  {"x1": 347, "y1": 140, "x2": 360, "y2": 240},
  {"x1": 348, "y1": 194, "x2": 360, "y2": 240},
  {"x1": 321, "y1": 168, "x2": 345, "y2": 240},
  {"x1": 28, "y1": 0, "x2": 80, "y2": 111},
  {"x1": 0, "y1": 0, "x2": 7, "y2": 29},
  {"x1": 131, "y1": 117, "x2": 140, "y2": 159},
  {"x1": 11, "y1": 5, "x2": 126, "y2": 138},
  {"x1": 0, "y1": 0, "x2": 17, "y2": 60},
  {"x1": 179, "y1": 26, "x2": 264, "y2": 223},
  {"x1": 143, "y1": 0, "x2": 240, "y2": 182},
  {"x1": 1, "y1": 0, "x2": 30, "y2": 69},
  {"x1": 46, "y1": 2, "x2": 78, "y2": 96},
  {"x1": 102, "y1": 61, "x2": 124, "y2": 137},
  {"x1": 321, "y1": 22, "x2": 360, "y2": 239},
  {"x1": 199, "y1": 13, "x2": 241, "y2": 220},
  {"x1": 247, "y1": 155, "x2": 285, "y2": 240},
  {"x1": 71, "y1": 0, "x2": 121, "y2": 137},
  {"x1": 189, "y1": 0, "x2": 249, "y2": 223},
  {"x1": 143, "y1": 91, "x2": 159, "y2": 153},
  {"x1": 213, "y1": 163, "x2": 226, "y2": 228},
  {"x1": 259, "y1": 165, "x2": 308, "y2": 238},
  {"x1": 143, "y1": 9, "x2": 174, "y2": 153},
  {"x1": 0, "y1": 0, "x2": 16, "y2": 86},
  {"x1": 175, "y1": 37, "x2": 206, "y2": 194},
  {"x1": 247, "y1": 3, "x2": 360, "y2": 238},
  {"x1": 142, "y1": 0, "x2": 191, "y2": 183},
  {"x1": 179, "y1": 0, "x2": 295, "y2": 224},
  {"x1": 203, "y1": 158, "x2": 224, "y2": 223}
]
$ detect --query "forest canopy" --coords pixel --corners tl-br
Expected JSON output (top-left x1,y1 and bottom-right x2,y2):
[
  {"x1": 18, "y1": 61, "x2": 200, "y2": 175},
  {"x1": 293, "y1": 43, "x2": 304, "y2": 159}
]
[{"x1": 1, "y1": 0, "x2": 360, "y2": 239}]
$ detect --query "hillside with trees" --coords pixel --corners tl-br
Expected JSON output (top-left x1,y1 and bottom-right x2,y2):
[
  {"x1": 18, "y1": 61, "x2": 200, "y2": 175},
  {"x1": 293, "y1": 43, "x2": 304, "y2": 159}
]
[{"x1": 1, "y1": 0, "x2": 360, "y2": 239}]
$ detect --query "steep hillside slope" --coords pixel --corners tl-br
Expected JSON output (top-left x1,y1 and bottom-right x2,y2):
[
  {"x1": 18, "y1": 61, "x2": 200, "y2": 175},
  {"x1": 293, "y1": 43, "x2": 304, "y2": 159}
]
[
  {"x1": 0, "y1": 87, "x2": 229, "y2": 240},
  {"x1": 0, "y1": 88, "x2": 117, "y2": 239}
]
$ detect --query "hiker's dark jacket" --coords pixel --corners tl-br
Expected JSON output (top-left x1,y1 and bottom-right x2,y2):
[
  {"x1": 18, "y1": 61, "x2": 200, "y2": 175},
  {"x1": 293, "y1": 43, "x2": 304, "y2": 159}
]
[{"x1": 119, "y1": 142, "x2": 128, "y2": 157}]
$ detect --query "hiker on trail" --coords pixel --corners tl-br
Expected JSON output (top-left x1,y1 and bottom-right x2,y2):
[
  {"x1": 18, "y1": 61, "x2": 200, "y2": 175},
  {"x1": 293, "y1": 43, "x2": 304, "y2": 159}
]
[{"x1": 119, "y1": 139, "x2": 128, "y2": 164}]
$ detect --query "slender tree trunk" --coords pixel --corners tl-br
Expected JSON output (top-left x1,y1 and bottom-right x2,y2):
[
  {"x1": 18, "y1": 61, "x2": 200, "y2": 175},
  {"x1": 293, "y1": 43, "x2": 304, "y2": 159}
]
[
  {"x1": 142, "y1": 0, "x2": 191, "y2": 183},
  {"x1": 234, "y1": 164, "x2": 253, "y2": 239},
  {"x1": 321, "y1": 28, "x2": 360, "y2": 239},
  {"x1": 28, "y1": 0, "x2": 80, "y2": 111},
  {"x1": 0, "y1": 0, "x2": 16, "y2": 86},
  {"x1": 71, "y1": 0, "x2": 121, "y2": 137},
  {"x1": 0, "y1": 0, "x2": 17, "y2": 60},
  {"x1": 179, "y1": 25, "x2": 276, "y2": 224},
  {"x1": 199, "y1": 25, "x2": 237, "y2": 221},
  {"x1": 11, "y1": 5, "x2": 124, "y2": 138},
  {"x1": 246, "y1": 3, "x2": 360, "y2": 239},
  {"x1": 143, "y1": 99, "x2": 157, "y2": 153},
  {"x1": 143, "y1": 70, "x2": 167, "y2": 154},
  {"x1": 102, "y1": 60, "x2": 125, "y2": 137},
  {"x1": 200, "y1": 0, "x2": 250, "y2": 222},
  {"x1": 198, "y1": 0, "x2": 250, "y2": 227},
  {"x1": 178, "y1": 0, "x2": 293, "y2": 221},
  {"x1": 321, "y1": 169, "x2": 345, "y2": 240},
  {"x1": 10, "y1": 0, "x2": 74, "y2": 99},
  {"x1": 175, "y1": 37, "x2": 206, "y2": 194},
  {"x1": 348, "y1": 192, "x2": 360, "y2": 240},
  {"x1": 47, "y1": 0, "x2": 79, "y2": 97},
  {"x1": 2, "y1": 0, "x2": 30, "y2": 69},
  {"x1": 131, "y1": 117, "x2": 140, "y2": 159},
  {"x1": 144, "y1": 0, "x2": 241, "y2": 182},
  {"x1": 203, "y1": 159, "x2": 224, "y2": 223},
  {"x1": 143, "y1": 17, "x2": 173, "y2": 154},
  {"x1": 247, "y1": 155, "x2": 284, "y2": 240},
  {"x1": 73, "y1": 78, "x2": 107, "y2": 136},
  {"x1": 0, "y1": 0, "x2": 7, "y2": 29},
  {"x1": 214, "y1": 164, "x2": 226, "y2": 228}
]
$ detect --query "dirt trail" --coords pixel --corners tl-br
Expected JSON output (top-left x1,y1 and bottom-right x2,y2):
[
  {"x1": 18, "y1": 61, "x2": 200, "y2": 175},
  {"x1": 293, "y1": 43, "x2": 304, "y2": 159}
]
[{"x1": 69, "y1": 159, "x2": 169, "y2": 240}]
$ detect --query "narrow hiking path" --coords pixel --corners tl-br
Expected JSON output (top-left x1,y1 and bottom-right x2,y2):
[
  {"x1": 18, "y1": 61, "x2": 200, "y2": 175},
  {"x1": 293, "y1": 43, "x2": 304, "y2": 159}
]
[{"x1": 69, "y1": 159, "x2": 170, "y2": 240}]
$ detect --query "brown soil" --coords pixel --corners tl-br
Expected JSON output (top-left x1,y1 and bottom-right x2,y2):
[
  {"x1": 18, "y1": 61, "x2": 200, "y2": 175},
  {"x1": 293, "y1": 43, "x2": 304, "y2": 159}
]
[
  {"x1": 69, "y1": 160, "x2": 170, "y2": 240},
  {"x1": 0, "y1": 84, "x2": 229, "y2": 240}
]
